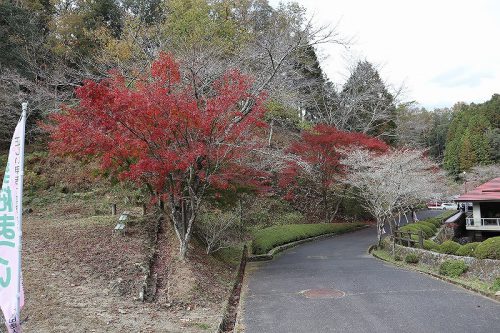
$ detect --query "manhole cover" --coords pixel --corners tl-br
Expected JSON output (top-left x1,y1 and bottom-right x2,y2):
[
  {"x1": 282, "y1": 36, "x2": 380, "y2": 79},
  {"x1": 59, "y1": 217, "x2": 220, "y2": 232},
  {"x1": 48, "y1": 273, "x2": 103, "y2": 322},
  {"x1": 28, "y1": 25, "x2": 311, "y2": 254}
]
[{"x1": 300, "y1": 289, "x2": 345, "y2": 299}]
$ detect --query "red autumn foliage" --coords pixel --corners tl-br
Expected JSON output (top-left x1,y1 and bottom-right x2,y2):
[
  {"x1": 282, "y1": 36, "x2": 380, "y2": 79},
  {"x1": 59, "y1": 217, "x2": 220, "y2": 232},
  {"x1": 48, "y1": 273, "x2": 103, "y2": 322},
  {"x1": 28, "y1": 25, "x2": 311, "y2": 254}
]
[
  {"x1": 280, "y1": 124, "x2": 388, "y2": 220},
  {"x1": 45, "y1": 52, "x2": 267, "y2": 258}
]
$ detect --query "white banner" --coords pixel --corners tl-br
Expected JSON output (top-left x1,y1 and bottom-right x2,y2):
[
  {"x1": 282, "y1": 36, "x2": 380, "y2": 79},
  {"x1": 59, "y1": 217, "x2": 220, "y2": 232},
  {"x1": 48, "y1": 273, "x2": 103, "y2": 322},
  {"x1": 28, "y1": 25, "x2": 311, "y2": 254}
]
[{"x1": 0, "y1": 105, "x2": 26, "y2": 333}]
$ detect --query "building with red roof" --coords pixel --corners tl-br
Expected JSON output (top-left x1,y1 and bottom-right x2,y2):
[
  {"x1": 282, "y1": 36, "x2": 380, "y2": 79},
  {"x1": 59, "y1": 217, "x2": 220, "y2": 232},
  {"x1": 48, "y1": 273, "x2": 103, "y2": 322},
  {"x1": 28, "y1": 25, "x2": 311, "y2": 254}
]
[{"x1": 456, "y1": 177, "x2": 500, "y2": 235}]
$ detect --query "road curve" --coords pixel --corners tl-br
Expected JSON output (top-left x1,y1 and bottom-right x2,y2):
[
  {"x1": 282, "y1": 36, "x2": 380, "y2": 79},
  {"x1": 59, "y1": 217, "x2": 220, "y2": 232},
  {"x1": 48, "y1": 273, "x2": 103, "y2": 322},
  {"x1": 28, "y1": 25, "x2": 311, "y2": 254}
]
[{"x1": 240, "y1": 224, "x2": 500, "y2": 333}]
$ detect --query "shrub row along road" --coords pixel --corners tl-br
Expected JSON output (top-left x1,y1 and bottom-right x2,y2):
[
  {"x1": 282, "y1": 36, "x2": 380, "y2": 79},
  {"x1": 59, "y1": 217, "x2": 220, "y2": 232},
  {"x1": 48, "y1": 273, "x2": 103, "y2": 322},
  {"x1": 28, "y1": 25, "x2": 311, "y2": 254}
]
[{"x1": 240, "y1": 214, "x2": 500, "y2": 333}]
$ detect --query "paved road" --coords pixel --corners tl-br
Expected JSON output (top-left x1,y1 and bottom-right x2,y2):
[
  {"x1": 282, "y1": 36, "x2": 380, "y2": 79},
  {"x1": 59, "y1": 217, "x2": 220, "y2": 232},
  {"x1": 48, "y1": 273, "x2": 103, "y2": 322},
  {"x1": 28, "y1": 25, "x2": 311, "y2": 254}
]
[{"x1": 241, "y1": 217, "x2": 500, "y2": 332}]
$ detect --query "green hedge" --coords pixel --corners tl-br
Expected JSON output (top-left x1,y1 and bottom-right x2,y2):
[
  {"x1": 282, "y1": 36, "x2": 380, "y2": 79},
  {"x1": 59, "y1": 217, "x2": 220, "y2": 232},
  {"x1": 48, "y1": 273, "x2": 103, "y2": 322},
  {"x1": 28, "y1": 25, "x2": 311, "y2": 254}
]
[
  {"x1": 425, "y1": 217, "x2": 442, "y2": 228},
  {"x1": 455, "y1": 242, "x2": 480, "y2": 257},
  {"x1": 417, "y1": 221, "x2": 437, "y2": 233},
  {"x1": 439, "y1": 260, "x2": 468, "y2": 278},
  {"x1": 474, "y1": 236, "x2": 500, "y2": 260},
  {"x1": 438, "y1": 240, "x2": 461, "y2": 255},
  {"x1": 251, "y1": 223, "x2": 363, "y2": 255},
  {"x1": 397, "y1": 212, "x2": 499, "y2": 260},
  {"x1": 399, "y1": 211, "x2": 455, "y2": 239},
  {"x1": 424, "y1": 239, "x2": 440, "y2": 251},
  {"x1": 399, "y1": 224, "x2": 434, "y2": 238},
  {"x1": 425, "y1": 211, "x2": 456, "y2": 228}
]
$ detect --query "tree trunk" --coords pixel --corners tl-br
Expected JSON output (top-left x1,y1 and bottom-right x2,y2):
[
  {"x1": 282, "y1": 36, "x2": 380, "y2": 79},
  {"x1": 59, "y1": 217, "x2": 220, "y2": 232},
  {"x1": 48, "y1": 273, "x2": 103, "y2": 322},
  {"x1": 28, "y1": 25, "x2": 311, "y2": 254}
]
[
  {"x1": 179, "y1": 239, "x2": 189, "y2": 259},
  {"x1": 330, "y1": 197, "x2": 343, "y2": 222},
  {"x1": 387, "y1": 217, "x2": 393, "y2": 236},
  {"x1": 377, "y1": 219, "x2": 385, "y2": 248},
  {"x1": 268, "y1": 119, "x2": 274, "y2": 147},
  {"x1": 323, "y1": 188, "x2": 329, "y2": 222},
  {"x1": 169, "y1": 189, "x2": 199, "y2": 261}
]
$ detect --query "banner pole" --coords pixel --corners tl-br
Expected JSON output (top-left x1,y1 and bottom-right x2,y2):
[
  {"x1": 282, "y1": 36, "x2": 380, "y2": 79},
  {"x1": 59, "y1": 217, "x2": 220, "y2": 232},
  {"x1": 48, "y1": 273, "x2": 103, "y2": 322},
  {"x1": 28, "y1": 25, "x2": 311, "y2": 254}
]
[{"x1": 16, "y1": 103, "x2": 27, "y2": 326}]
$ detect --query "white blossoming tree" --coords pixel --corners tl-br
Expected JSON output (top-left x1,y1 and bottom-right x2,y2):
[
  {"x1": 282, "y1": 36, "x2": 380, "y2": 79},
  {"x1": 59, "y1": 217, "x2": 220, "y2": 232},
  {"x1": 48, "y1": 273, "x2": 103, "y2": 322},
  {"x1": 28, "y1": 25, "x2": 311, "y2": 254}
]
[{"x1": 341, "y1": 149, "x2": 443, "y2": 246}]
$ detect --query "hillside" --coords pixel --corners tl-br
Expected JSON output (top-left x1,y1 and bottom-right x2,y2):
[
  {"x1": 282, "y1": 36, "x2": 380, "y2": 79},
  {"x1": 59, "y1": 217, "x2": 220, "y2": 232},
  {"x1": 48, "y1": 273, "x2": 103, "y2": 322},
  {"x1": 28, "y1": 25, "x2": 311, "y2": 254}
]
[{"x1": 1, "y1": 151, "x2": 239, "y2": 333}]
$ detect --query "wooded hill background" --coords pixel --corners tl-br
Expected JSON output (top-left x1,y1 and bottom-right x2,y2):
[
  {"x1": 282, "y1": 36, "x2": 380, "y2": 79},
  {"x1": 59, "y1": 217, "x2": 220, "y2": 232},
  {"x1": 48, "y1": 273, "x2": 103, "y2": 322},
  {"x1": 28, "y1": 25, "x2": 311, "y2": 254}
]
[{"x1": 1, "y1": 0, "x2": 499, "y2": 176}]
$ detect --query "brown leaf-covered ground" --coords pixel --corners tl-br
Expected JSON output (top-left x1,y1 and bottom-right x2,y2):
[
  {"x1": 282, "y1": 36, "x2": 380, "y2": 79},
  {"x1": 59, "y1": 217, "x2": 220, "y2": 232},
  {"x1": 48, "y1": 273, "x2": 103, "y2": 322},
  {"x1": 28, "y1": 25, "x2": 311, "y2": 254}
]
[{"x1": 17, "y1": 197, "x2": 236, "y2": 333}]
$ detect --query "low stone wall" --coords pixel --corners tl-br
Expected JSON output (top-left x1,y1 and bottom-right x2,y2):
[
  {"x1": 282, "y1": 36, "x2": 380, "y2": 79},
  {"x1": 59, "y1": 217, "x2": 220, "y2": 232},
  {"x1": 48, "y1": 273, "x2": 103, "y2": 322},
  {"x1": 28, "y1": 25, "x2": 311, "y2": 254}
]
[{"x1": 393, "y1": 244, "x2": 500, "y2": 283}]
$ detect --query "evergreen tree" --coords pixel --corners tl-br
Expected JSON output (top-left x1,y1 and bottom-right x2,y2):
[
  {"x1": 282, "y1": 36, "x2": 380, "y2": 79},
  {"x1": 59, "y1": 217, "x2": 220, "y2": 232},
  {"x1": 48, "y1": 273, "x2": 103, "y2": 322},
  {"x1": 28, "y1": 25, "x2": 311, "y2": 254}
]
[
  {"x1": 339, "y1": 61, "x2": 397, "y2": 143},
  {"x1": 459, "y1": 131, "x2": 476, "y2": 171},
  {"x1": 443, "y1": 96, "x2": 498, "y2": 175},
  {"x1": 294, "y1": 45, "x2": 328, "y2": 121}
]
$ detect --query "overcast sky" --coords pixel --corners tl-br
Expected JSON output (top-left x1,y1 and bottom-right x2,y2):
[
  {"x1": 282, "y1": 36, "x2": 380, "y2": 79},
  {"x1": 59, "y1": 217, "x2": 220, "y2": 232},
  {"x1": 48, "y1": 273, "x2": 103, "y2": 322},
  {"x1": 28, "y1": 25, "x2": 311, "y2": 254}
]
[{"x1": 269, "y1": 0, "x2": 500, "y2": 109}]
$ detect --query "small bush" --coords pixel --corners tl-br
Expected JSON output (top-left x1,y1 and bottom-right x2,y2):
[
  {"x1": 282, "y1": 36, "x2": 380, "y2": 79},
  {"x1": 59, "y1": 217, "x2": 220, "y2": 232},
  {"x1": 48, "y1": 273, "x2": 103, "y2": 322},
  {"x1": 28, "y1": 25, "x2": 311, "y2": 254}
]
[
  {"x1": 400, "y1": 224, "x2": 434, "y2": 238},
  {"x1": 492, "y1": 277, "x2": 500, "y2": 292},
  {"x1": 474, "y1": 236, "x2": 500, "y2": 259},
  {"x1": 417, "y1": 221, "x2": 437, "y2": 233},
  {"x1": 439, "y1": 260, "x2": 468, "y2": 278},
  {"x1": 455, "y1": 242, "x2": 480, "y2": 257},
  {"x1": 394, "y1": 254, "x2": 402, "y2": 261},
  {"x1": 424, "y1": 239, "x2": 440, "y2": 251},
  {"x1": 405, "y1": 253, "x2": 419, "y2": 264},
  {"x1": 425, "y1": 217, "x2": 442, "y2": 228},
  {"x1": 438, "y1": 240, "x2": 461, "y2": 255}
]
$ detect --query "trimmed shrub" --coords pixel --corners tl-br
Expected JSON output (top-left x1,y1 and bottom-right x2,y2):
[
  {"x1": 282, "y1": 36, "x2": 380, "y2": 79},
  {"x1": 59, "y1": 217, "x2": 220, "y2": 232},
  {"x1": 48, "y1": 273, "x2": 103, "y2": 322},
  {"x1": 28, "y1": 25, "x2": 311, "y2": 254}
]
[
  {"x1": 425, "y1": 217, "x2": 442, "y2": 228},
  {"x1": 438, "y1": 240, "x2": 461, "y2": 255},
  {"x1": 417, "y1": 221, "x2": 437, "y2": 233},
  {"x1": 405, "y1": 253, "x2": 419, "y2": 264},
  {"x1": 417, "y1": 224, "x2": 435, "y2": 237},
  {"x1": 474, "y1": 236, "x2": 500, "y2": 260},
  {"x1": 455, "y1": 242, "x2": 480, "y2": 257},
  {"x1": 439, "y1": 260, "x2": 468, "y2": 278},
  {"x1": 492, "y1": 277, "x2": 500, "y2": 292},
  {"x1": 423, "y1": 239, "x2": 440, "y2": 251},
  {"x1": 400, "y1": 224, "x2": 434, "y2": 238},
  {"x1": 251, "y1": 223, "x2": 363, "y2": 255}
]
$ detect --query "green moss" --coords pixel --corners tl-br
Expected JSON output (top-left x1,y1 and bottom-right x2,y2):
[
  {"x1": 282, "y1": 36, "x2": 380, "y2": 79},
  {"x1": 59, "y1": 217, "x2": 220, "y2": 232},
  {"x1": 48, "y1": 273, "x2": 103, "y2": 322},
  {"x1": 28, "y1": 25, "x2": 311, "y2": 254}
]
[
  {"x1": 251, "y1": 223, "x2": 363, "y2": 255},
  {"x1": 474, "y1": 236, "x2": 500, "y2": 259},
  {"x1": 438, "y1": 240, "x2": 461, "y2": 255},
  {"x1": 455, "y1": 242, "x2": 480, "y2": 257},
  {"x1": 439, "y1": 260, "x2": 468, "y2": 278}
]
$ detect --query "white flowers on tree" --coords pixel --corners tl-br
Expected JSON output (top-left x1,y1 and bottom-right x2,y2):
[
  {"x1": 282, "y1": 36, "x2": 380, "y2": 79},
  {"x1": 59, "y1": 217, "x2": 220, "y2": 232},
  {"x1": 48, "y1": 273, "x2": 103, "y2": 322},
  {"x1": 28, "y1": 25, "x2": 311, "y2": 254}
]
[{"x1": 341, "y1": 149, "x2": 443, "y2": 246}]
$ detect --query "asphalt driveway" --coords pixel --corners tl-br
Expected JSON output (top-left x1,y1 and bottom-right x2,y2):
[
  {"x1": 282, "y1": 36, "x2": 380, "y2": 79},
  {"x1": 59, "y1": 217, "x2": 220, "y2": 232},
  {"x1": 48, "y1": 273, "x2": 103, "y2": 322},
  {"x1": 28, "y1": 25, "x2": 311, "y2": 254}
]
[{"x1": 240, "y1": 219, "x2": 499, "y2": 332}]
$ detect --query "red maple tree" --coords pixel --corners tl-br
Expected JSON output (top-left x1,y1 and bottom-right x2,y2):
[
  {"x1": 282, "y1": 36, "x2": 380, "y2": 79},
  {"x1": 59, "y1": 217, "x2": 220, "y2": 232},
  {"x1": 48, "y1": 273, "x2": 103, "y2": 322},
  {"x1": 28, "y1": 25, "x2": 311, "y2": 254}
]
[
  {"x1": 280, "y1": 124, "x2": 388, "y2": 221},
  {"x1": 46, "y1": 52, "x2": 267, "y2": 259}
]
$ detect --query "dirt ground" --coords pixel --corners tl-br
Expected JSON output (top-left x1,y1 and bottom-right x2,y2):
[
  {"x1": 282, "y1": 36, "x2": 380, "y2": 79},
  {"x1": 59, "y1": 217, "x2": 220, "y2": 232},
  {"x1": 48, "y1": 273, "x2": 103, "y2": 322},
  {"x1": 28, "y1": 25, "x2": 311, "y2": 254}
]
[{"x1": 14, "y1": 196, "x2": 235, "y2": 333}]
